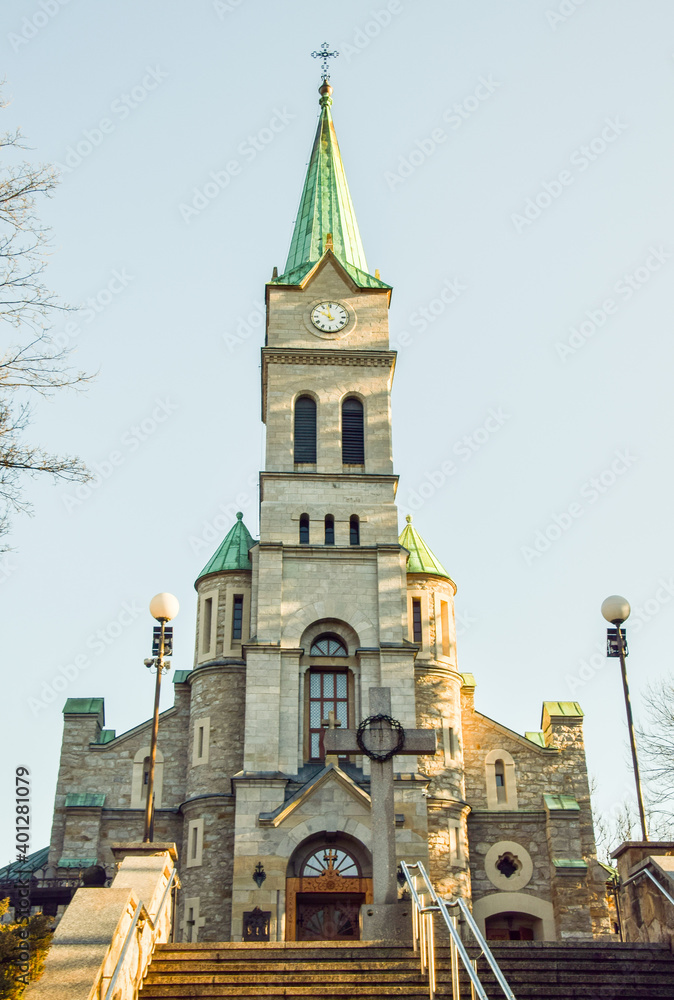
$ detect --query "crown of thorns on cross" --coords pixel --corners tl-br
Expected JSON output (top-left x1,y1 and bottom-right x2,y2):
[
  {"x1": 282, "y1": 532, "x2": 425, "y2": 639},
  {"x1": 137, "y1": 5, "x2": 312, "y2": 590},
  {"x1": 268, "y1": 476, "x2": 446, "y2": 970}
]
[{"x1": 356, "y1": 714, "x2": 406, "y2": 762}]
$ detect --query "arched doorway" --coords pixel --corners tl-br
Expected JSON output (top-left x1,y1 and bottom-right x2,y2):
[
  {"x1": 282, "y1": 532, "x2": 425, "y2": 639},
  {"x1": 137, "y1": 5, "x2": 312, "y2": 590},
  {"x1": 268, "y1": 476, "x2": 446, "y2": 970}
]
[
  {"x1": 286, "y1": 836, "x2": 373, "y2": 941},
  {"x1": 485, "y1": 911, "x2": 542, "y2": 941}
]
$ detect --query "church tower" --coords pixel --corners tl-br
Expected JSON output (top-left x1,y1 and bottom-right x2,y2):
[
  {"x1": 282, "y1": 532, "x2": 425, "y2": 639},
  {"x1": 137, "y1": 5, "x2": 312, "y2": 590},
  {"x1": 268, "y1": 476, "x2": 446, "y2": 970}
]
[{"x1": 227, "y1": 78, "x2": 436, "y2": 940}]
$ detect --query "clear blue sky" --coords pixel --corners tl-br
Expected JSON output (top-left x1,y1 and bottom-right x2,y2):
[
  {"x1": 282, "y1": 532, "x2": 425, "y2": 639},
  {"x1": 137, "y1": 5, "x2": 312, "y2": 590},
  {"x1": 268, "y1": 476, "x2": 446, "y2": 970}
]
[{"x1": 2, "y1": 0, "x2": 674, "y2": 864}]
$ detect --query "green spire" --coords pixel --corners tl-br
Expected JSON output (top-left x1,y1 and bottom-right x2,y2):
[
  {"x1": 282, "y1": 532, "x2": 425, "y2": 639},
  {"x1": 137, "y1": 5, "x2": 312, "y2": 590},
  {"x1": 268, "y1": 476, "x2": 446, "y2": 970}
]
[
  {"x1": 399, "y1": 515, "x2": 453, "y2": 582},
  {"x1": 274, "y1": 82, "x2": 389, "y2": 290},
  {"x1": 197, "y1": 512, "x2": 255, "y2": 580}
]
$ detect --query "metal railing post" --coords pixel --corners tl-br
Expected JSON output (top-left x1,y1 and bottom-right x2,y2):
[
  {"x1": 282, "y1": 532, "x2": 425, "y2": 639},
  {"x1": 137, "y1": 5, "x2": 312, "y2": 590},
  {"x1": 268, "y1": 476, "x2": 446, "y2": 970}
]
[{"x1": 400, "y1": 860, "x2": 518, "y2": 1000}]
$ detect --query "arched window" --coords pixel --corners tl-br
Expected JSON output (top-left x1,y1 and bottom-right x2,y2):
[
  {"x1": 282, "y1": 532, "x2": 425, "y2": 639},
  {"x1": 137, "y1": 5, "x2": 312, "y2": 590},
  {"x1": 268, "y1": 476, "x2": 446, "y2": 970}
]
[
  {"x1": 310, "y1": 634, "x2": 347, "y2": 656},
  {"x1": 484, "y1": 749, "x2": 518, "y2": 810},
  {"x1": 494, "y1": 760, "x2": 506, "y2": 804},
  {"x1": 299, "y1": 514, "x2": 310, "y2": 544},
  {"x1": 301, "y1": 847, "x2": 360, "y2": 878},
  {"x1": 294, "y1": 396, "x2": 317, "y2": 463},
  {"x1": 324, "y1": 514, "x2": 335, "y2": 545},
  {"x1": 342, "y1": 397, "x2": 364, "y2": 464},
  {"x1": 349, "y1": 515, "x2": 360, "y2": 545}
]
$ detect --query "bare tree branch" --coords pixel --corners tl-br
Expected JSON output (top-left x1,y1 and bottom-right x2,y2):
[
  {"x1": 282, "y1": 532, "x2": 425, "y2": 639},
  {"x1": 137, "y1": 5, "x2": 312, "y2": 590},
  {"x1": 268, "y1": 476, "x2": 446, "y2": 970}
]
[{"x1": 0, "y1": 88, "x2": 92, "y2": 542}]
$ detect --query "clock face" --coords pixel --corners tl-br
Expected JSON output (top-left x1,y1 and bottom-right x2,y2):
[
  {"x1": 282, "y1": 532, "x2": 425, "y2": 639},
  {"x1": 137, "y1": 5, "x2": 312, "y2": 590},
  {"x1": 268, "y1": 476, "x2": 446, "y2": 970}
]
[{"x1": 310, "y1": 301, "x2": 349, "y2": 333}]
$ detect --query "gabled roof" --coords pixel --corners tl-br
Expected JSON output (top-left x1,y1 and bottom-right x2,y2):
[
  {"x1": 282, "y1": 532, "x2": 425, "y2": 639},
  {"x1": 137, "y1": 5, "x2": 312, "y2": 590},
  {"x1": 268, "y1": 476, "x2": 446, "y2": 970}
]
[
  {"x1": 398, "y1": 515, "x2": 454, "y2": 584},
  {"x1": 272, "y1": 81, "x2": 388, "y2": 290},
  {"x1": 197, "y1": 512, "x2": 255, "y2": 581}
]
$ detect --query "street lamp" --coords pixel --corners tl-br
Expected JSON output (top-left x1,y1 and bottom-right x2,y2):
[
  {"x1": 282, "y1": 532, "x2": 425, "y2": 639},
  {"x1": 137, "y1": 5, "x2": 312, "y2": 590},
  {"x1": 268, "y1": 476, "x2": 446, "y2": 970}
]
[
  {"x1": 601, "y1": 594, "x2": 648, "y2": 841},
  {"x1": 143, "y1": 592, "x2": 179, "y2": 842}
]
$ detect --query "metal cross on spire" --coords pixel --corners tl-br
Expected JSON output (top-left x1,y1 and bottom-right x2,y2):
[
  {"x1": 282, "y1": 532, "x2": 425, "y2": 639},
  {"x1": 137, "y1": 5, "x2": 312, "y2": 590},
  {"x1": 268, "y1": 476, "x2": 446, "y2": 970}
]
[{"x1": 311, "y1": 41, "x2": 339, "y2": 81}]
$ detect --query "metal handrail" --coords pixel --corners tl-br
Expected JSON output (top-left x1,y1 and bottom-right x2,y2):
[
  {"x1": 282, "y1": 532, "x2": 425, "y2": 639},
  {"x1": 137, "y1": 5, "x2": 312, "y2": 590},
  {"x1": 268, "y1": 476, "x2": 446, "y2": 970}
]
[
  {"x1": 401, "y1": 860, "x2": 517, "y2": 1000},
  {"x1": 102, "y1": 866, "x2": 176, "y2": 1000},
  {"x1": 622, "y1": 865, "x2": 674, "y2": 907}
]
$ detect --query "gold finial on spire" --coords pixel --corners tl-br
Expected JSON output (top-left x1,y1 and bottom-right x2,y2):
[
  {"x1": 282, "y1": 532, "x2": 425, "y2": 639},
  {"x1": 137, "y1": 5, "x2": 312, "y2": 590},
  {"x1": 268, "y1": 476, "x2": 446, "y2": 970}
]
[
  {"x1": 325, "y1": 232, "x2": 334, "y2": 250},
  {"x1": 406, "y1": 514, "x2": 412, "y2": 523}
]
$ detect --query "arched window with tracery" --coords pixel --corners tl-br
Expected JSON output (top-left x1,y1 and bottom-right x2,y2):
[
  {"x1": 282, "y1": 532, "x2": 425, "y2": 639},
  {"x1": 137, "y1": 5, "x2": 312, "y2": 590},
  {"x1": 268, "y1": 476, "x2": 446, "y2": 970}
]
[
  {"x1": 301, "y1": 847, "x2": 360, "y2": 878},
  {"x1": 310, "y1": 634, "x2": 347, "y2": 656}
]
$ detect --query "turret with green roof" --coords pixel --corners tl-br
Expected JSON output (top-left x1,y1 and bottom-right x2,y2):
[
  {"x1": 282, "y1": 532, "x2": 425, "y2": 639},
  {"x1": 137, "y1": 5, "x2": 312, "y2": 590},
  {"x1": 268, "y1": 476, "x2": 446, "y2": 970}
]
[
  {"x1": 271, "y1": 81, "x2": 389, "y2": 291},
  {"x1": 399, "y1": 514, "x2": 455, "y2": 589},
  {"x1": 196, "y1": 512, "x2": 255, "y2": 584}
]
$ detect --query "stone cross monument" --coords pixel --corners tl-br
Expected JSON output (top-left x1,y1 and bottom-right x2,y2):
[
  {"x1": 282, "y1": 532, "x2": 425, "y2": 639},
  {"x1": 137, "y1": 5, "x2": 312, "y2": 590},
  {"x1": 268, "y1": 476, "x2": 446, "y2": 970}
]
[{"x1": 324, "y1": 687, "x2": 437, "y2": 938}]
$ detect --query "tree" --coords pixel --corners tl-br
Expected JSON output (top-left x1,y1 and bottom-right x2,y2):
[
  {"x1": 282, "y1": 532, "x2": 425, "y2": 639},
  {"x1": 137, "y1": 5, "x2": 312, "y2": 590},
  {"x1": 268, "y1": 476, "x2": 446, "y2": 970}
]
[
  {"x1": 0, "y1": 89, "x2": 90, "y2": 539},
  {"x1": 0, "y1": 898, "x2": 53, "y2": 998},
  {"x1": 638, "y1": 674, "x2": 674, "y2": 819}
]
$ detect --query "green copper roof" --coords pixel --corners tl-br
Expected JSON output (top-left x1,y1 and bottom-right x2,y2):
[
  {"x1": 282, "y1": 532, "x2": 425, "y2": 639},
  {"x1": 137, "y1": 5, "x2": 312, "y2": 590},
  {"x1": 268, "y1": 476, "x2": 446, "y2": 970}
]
[
  {"x1": 274, "y1": 82, "x2": 388, "y2": 290},
  {"x1": 399, "y1": 515, "x2": 453, "y2": 582},
  {"x1": 64, "y1": 793, "x2": 106, "y2": 808},
  {"x1": 197, "y1": 512, "x2": 255, "y2": 580}
]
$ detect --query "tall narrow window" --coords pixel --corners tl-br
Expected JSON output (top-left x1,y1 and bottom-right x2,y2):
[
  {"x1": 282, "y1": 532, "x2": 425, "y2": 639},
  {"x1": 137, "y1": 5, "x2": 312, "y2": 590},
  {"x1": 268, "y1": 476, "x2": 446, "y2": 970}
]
[
  {"x1": 308, "y1": 670, "x2": 349, "y2": 760},
  {"x1": 494, "y1": 759, "x2": 506, "y2": 803},
  {"x1": 440, "y1": 600, "x2": 450, "y2": 657},
  {"x1": 349, "y1": 515, "x2": 360, "y2": 545},
  {"x1": 299, "y1": 514, "x2": 310, "y2": 544},
  {"x1": 342, "y1": 397, "x2": 364, "y2": 464},
  {"x1": 294, "y1": 396, "x2": 317, "y2": 463},
  {"x1": 324, "y1": 515, "x2": 335, "y2": 545},
  {"x1": 232, "y1": 594, "x2": 244, "y2": 641},
  {"x1": 412, "y1": 598, "x2": 422, "y2": 643},
  {"x1": 202, "y1": 597, "x2": 213, "y2": 653}
]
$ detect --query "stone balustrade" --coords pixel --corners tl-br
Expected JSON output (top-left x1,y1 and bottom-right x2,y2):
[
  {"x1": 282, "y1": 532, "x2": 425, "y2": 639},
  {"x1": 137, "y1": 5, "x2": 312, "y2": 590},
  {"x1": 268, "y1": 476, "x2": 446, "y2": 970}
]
[{"x1": 24, "y1": 843, "x2": 177, "y2": 1000}]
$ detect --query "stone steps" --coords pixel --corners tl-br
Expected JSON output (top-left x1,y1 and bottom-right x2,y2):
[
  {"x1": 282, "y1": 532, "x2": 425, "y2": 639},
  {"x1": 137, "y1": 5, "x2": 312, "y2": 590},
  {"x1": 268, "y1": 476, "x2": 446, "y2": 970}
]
[{"x1": 142, "y1": 940, "x2": 674, "y2": 999}]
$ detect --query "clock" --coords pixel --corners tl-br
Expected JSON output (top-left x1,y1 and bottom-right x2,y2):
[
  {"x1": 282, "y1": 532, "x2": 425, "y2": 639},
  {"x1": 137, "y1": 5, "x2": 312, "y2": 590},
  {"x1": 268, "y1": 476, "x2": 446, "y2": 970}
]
[{"x1": 310, "y1": 301, "x2": 349, "y2": 333}]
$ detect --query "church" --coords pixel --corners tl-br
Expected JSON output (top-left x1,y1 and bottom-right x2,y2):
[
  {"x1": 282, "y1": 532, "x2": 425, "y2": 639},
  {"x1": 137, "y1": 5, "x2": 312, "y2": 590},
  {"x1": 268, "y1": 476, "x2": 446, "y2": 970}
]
[{"x1": 43, "y1": 73, "x2": 611, "y2": 945}]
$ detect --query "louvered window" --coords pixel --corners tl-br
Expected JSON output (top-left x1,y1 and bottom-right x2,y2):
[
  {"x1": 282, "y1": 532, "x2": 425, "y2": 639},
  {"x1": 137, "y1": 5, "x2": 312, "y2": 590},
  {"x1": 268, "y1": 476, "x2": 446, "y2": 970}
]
[
  {"x1": 349, "y1": 515, "x2": 360, "y2": 546},
  {"x1": 342, "y1": 397, "x2": 364, "y2": 464},
  {"x1": 294, "y1": 396, "x2": 317, "y2": 463},
  {"x1": 412, "y1": 598, "x2": 422, "y2": 643}
]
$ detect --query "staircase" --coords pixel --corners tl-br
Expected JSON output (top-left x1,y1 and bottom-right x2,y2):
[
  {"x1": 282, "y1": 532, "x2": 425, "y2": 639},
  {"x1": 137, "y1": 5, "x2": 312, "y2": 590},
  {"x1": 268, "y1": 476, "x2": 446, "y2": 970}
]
[
  {"x1": 467, "y1": 940, "x2": 674, "y2": 999},
  {"x1": 141, "y1": 939, "x2": 674, "y2": 999}
]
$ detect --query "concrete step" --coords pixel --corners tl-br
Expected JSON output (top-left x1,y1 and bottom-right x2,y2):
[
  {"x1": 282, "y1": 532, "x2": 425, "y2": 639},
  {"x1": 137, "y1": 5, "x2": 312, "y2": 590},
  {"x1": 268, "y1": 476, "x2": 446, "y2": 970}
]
[{"x1": 143, "y1": 940, "x2": 674, "y2": 1000}]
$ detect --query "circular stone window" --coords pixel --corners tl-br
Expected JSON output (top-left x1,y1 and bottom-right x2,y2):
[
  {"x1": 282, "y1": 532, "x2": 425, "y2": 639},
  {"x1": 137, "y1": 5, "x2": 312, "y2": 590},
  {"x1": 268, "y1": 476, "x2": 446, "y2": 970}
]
[{"x1": 484, "y1": 841, "x2": 533, "y2": 891}]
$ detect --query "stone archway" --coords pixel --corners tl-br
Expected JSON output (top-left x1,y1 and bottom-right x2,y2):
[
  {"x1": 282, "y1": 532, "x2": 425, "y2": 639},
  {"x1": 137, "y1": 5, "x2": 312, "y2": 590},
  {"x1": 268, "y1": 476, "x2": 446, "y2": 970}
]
[{"x1": 285, "y1": 834, "x2": 373, "y2": 941}]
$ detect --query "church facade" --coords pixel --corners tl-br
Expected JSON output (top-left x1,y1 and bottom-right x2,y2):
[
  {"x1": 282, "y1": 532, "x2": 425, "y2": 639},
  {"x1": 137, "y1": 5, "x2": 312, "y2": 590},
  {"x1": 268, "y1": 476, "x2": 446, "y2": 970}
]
[{"x1": 46, "y1": 79, "x2": 610, "y2": 944}]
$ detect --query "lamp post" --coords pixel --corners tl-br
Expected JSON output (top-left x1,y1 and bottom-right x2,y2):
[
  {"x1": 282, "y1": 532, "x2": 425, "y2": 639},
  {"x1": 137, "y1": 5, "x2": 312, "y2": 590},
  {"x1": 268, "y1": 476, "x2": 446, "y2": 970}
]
[
  {"x1": 143, "y1": 592, "x2": 179, "y2": 843},
  {"x1": 601, "y1": 594, "x2": 648, "y2": 841}
]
